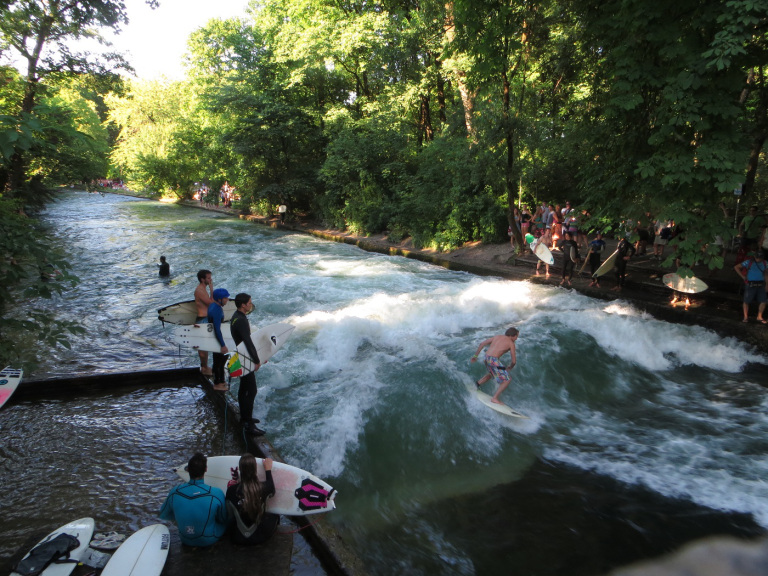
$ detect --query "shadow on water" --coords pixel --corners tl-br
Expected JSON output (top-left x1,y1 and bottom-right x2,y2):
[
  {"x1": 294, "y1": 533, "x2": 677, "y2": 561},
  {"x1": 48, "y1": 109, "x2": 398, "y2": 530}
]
[{"x1": 329, "y1": 457, "x2": 764, "y2": 576}]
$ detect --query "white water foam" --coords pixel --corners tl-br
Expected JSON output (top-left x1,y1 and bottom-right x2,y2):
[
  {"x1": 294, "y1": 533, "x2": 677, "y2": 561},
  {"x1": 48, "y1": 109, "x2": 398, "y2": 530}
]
[
  {"x1": 270, "y1": 273, "x2": 768, "y2": 529},
  {"x1": 40, "y1": 194, "x2": 768, "y2": 533}
]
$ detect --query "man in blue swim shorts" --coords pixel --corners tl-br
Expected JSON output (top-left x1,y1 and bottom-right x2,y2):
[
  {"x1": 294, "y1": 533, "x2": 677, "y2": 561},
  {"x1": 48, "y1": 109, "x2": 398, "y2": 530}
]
[{"x1": 470, "y1": 327, "x2": 519, "y2": 405}]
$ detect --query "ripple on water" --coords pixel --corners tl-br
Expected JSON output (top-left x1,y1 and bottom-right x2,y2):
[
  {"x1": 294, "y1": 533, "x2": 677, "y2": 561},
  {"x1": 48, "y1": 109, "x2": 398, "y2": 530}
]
[{"x1": 0, "y1": 386, "x2": 235, "y2": 560}]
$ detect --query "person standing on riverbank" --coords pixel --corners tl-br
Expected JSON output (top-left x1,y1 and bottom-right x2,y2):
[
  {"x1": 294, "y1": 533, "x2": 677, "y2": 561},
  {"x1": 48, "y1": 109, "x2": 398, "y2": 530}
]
[
  {"x1": 470, "y1": 327, "x2": 519, "y2": 405},
  {"x1": 613, "y1": 237, "x2": 636, "y2": 291},
  {"x1": 208, "y1": 288, "x2": 230, "y2": 390},
  {"x1": 195, "y1": 269, "x2": 214, "y2": 376},
  {"x1": 230, "y1": 293, "x2": 264, "y2": 436},
  {"x1": 734, "y1": 251, "x2": 768, "y2": 324},
  {"x1": 159, "y1": 452, "x2": 228, "y2": 548},
  {"x1": 588, "y1": 232, "x2": 606, "y2": 287},
  {"x1": 560, "y1": 231, "x2": 580, "y2": 287}
]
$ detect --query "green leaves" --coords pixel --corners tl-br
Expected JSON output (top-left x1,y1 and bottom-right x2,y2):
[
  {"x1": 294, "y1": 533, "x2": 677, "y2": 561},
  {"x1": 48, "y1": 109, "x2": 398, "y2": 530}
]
[{"x1": 0, "y1": 196, "x2": 82, "y2": 367}]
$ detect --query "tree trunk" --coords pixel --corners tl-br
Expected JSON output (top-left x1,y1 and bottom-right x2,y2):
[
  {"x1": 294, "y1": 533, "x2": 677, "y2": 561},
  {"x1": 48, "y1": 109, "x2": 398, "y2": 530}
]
[
  {"x1": 742, "y1": 67, "x2": 767, "y2": 198},
  {"x1": 7, "y1": 14, "x2": 49, "y2": 196},
  {"x1": 743, "y1": 131, "x2": 766, "y2": 197},
  {"x1": 502, "y1": 67, "x2": 523, "y2": 251},
  {"x1": 444, "y1": 1, "x2": 477, "y2": 142},
  {"x1": 418, "y1": 94, "x2": 433, "y2": 146},
  {"x1": 435, "y1": 56, "x2": 447, "y2": 125}
]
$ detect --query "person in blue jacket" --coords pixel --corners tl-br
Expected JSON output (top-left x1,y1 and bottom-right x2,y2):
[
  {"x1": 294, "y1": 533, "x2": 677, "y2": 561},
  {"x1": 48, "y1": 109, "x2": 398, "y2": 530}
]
[
  {"x1": 208, "y1": 288, "x2": 230, "y2": 390},
  {"x1": 159, "y1": 453, "x2": 228, "y2": 547}
]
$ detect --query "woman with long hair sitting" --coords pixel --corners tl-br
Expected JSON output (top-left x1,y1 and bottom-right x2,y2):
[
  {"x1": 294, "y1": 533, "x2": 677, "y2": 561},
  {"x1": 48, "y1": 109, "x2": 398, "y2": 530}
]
[{"x1": 226, "y1": 454, "x2": 279, "y2": 545}]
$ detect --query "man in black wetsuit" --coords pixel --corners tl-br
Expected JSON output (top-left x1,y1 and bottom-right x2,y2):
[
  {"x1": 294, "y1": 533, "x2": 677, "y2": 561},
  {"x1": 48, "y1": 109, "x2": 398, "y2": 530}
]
[
  {"x1": 613, "y1": 236, "x2": 636, "y2": 291},
  {"x1": 158, "y1": 256, "x2": 170, "y2": 277},
  {"x1": 559, "y1": 231, "x2": 580, "y2": 287},
  {"x1": 230, "y1": 293, "x2": 264, "y2": 436}
]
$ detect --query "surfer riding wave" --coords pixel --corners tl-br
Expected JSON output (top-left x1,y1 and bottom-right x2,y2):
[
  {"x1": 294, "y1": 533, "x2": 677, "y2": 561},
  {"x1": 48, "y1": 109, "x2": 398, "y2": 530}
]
[{"x1": 471, "y1": 327, "x2": 519, "y2": 405}]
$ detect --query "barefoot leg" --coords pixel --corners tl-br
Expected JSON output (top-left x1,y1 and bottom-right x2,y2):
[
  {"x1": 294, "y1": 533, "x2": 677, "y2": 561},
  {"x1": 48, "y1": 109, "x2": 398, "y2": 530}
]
[
  {"x1": 477, "y1": 374, "x2": 492, "y2": 387},
  {"x1": 491, "y1": 380, "x2": 511, "y2": 404}
]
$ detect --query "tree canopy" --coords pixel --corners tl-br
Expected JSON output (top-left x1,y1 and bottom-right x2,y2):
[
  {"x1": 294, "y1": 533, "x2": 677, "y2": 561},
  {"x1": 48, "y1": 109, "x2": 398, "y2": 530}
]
[
  {"x1": 0, "y1": 0, "x2": 154, "y2": 366},
  {"x1": 103, "y1": 0, "x2": 767, "y2": 265},
  {"x1": 2, "y1": 0, "x2": 768, "y2": 366}
]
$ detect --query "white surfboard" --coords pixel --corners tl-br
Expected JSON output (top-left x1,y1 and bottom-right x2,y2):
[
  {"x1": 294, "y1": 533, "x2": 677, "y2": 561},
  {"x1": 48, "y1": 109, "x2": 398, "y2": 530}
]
[
  {"x1": 157, "y1": 299, "x2": 236, "y2": 325},
  {"x1": 174, "y1": 455, "x2": 337, "y2": 516},
  {"x1": 662, "y1": 272, "x2": 708, "y2": 294},
  {"x1": 100, "y1": 525, "x2": 170, "y2": 576},
  {"x1": 578, "y1": 248, "x2": 593, "y2": 275},
  {"x1": 0, "y1": 366, "x2": 23, "y2": 409},
  {"x1": 11, "y1": 517, "x2": 95, "y2": 576},
  {"x1": 173, "y1": 322, "x2": 294, "y2": 361},
  {"x1": 530, "y1": 239, "x2": 554, "y2": 265},
  {"x1": 592, "y1": 249, "x2": 619, "y2": 278},
  {"x1": 569, "y1": 246, "x2": 578, "y2": 263},
  {"x1": 476, "y1": 389, "x2": 528, "y2": 419},
  {"x1": 231, "y1": 324, "x2": 296, "y2": 375}
]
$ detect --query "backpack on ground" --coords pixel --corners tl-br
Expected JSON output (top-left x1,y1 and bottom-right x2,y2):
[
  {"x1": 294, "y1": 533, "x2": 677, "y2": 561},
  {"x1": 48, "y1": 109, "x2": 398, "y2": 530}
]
[{"x1": 13, "y1": 533, "x2": 80, "y2": 576}]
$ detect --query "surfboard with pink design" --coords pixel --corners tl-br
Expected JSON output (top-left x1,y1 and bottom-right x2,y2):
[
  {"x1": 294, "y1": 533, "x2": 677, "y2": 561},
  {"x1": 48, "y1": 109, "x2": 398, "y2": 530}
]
[
  {"x1": 175, "y1": 455, "x2": 337, "y2": 516},
  {"x1": 0, "y1": 366, "x2": 22, "y2": 409}
]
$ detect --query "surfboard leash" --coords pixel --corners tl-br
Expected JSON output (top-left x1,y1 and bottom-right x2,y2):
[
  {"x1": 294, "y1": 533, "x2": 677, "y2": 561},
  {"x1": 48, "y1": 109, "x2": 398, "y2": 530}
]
[{"x1": 278, "y1": 518, "x2": 320, "y2": 534}]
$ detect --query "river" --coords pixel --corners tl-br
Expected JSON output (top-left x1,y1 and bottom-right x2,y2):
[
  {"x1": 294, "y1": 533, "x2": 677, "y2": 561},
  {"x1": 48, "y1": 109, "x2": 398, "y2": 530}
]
[{"x1": 2, "y1": 191, "x2": 767, "y2": 575}]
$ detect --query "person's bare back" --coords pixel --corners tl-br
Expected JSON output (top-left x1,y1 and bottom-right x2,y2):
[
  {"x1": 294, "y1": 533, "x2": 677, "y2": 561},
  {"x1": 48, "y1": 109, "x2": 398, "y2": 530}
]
[
  {"x1": 194, "y1": 269, "x2": 214, "y2": 375},
  {"x1": 485, "y1": 334, "x2": 516, "y2": 359},
  {"x1": 195, "y1": 272, "x2": 213, "y2": 317}
]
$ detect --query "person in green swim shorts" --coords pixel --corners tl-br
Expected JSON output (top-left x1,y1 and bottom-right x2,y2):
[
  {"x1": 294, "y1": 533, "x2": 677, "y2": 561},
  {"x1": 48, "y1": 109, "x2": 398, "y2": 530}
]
[{"x1": 470, "y1": 327, "x2": 519, "y2": 405}]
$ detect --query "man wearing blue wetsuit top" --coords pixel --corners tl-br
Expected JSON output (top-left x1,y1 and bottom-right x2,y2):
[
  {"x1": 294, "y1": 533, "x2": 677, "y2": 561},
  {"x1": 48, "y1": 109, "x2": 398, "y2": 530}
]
[
  {"x1": 159, "y1": 453, "x2": 227, "y2": 547},
  {"x1": 208, "y1": 288, "x2": 230, "y2": 390}
]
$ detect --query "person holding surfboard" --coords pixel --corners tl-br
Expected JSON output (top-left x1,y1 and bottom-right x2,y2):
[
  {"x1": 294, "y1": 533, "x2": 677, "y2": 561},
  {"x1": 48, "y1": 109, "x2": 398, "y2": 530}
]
[
  {"x1": 208, "y1": 288, "x2": 231, "y2": 390},
  {"x1": 559, "y1": 231, "x2": 580, "y2": 287},
  {"x1": 194, "y1": 269, "x2": 215, "y2": 376},
  {"x1": 587, "y1": 232, "x2": 606, "y2": 287},
  {"x1": 159, "y1": 453, "x2": 228, "y2": 548},
  {"x1": 230, "y1": 293, "x2": 265, "y2": 436},
  {"x1": 471, "y1": 327, "x2": 519, "y2": 405},
  {"x1": 225, "y1": 454, "x2": 279, "y2": 545},
  {"x1": 612, "y1": 237, "x2": 636, "y2": 291}
]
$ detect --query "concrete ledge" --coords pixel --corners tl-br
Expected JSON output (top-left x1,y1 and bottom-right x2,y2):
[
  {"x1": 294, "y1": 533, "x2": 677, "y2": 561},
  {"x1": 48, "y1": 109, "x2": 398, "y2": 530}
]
[{"x1": 15, "y1": 367, "x2": 201, "y2": 400}]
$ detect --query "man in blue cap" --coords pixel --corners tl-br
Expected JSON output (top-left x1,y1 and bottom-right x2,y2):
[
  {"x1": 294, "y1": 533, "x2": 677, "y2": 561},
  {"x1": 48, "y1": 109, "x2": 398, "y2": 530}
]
[{"x1": 208, "y1": 287, "x2": 230, "y2": 390}]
